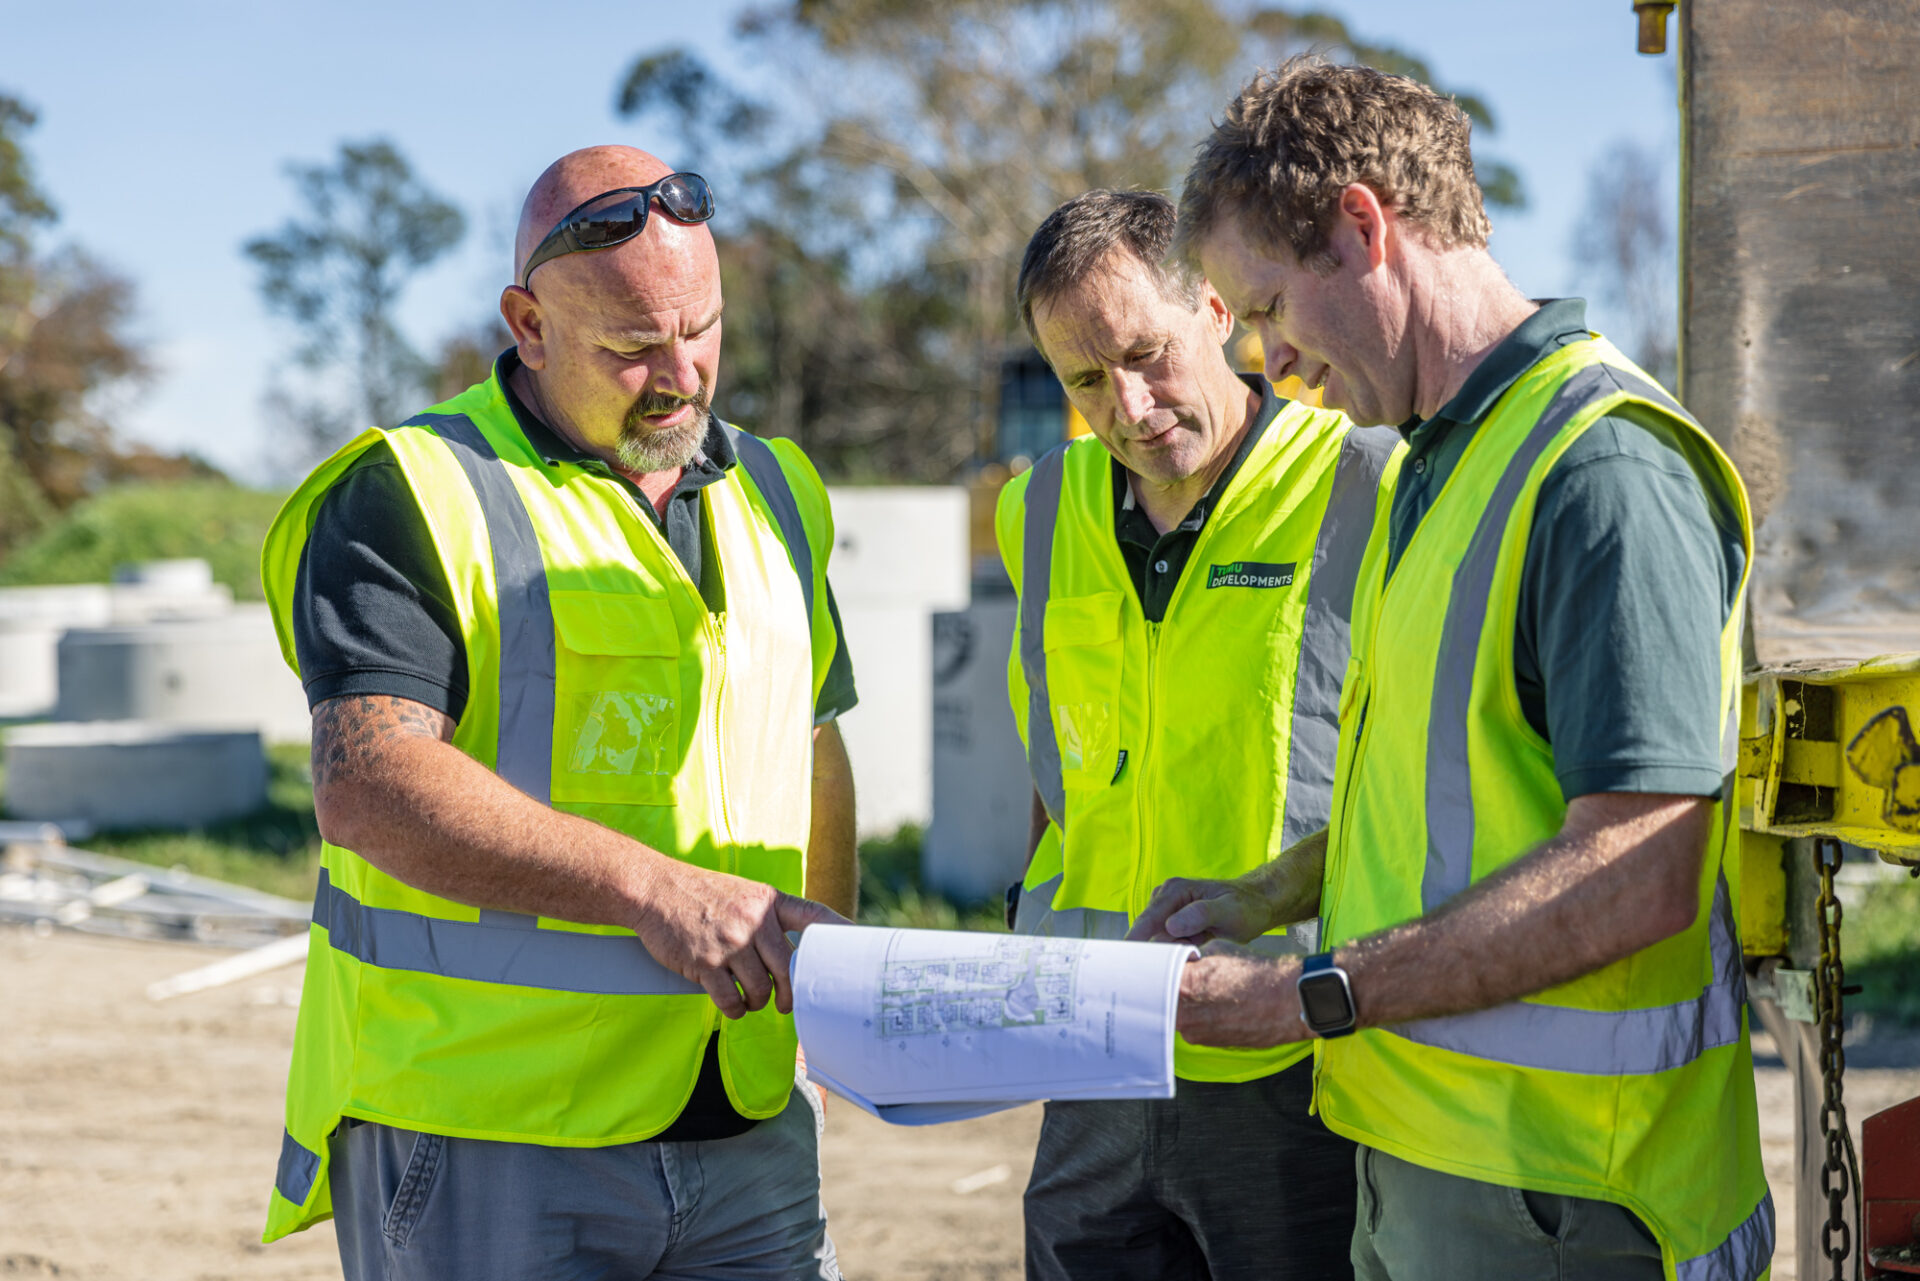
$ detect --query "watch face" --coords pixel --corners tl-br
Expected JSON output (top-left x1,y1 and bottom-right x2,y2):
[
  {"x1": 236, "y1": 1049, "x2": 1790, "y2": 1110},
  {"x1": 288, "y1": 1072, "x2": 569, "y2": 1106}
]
[{"x1": 1299, "y1": 972, "x2": 1353, "y2": 1028}]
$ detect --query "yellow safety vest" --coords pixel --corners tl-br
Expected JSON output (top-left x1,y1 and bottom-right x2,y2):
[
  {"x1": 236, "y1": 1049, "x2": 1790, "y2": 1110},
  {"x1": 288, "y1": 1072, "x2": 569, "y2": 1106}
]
[
  {"x1": 256, "y1": 367, "x2": 838, "y2": 1241},
  {"x1": 1318, "y1": 336, "x2": 1772, "y2": 1279},
  {"x1": 998, "y1": 396, "x2": 1401, "y2": 1082}
]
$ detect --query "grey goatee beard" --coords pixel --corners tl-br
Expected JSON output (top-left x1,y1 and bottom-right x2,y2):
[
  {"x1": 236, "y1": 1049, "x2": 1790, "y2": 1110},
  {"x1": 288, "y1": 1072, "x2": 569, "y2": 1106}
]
[{"x1": 615, "y1": 385, "x2": 711, "y2": 474}]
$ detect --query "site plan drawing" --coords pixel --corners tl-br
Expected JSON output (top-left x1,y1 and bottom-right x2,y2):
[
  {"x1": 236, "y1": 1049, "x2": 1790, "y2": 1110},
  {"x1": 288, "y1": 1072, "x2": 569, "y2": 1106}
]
[{"x1": 792, "y1": 925, "x2": 1193, "y2": 1126}]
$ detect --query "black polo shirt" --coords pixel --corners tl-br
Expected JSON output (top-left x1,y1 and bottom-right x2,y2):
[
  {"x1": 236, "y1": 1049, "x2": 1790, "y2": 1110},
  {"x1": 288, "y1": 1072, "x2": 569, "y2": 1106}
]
[
  {"x1": 289, "y1": 350, "x2": 857, "y2": 1141},
  {"x1": 1111, "y1": 375, "x2": 1277, "y2": 623},
  {"x1": 1386, "y1": 299, "x2": 1745, "y2": 801}
]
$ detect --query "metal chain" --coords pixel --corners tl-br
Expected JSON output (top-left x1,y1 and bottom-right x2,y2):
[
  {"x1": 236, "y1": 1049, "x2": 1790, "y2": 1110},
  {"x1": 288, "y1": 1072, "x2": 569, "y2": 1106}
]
[{"x1": 1814, "y1": 836, "x2": 1862, "y2": 1281}]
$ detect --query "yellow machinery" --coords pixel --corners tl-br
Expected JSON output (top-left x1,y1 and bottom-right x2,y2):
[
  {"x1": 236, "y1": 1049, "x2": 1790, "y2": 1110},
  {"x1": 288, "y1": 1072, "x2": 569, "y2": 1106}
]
[{"x1": 1653, "y1": 0, "x2": 1920, "y2": 1274}]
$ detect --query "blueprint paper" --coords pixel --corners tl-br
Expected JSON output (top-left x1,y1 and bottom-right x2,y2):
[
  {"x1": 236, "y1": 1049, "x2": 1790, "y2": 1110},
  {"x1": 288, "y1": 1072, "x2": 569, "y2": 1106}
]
[{"x1": 792, "y1": 925, "x2": 1193, "y2": 1122}]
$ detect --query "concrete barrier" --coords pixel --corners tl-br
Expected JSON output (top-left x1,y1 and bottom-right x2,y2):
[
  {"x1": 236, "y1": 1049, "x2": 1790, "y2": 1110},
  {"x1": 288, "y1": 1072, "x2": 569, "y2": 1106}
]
[
  {"x1": 0, "y1": 585, "x2": 114, "y2": 719},
  {"x1": 924, "y1": 597, "x2": 1033, "y2": 902},
  {"x1": 824, "y1": 487, "x2": 970, "y2": 836},
  {"x1": 3, "y1": 721, "x2": 268, "y2": 830},
  {"x1": 55, "y1": 604, "x2": 310, "y2": 743}
]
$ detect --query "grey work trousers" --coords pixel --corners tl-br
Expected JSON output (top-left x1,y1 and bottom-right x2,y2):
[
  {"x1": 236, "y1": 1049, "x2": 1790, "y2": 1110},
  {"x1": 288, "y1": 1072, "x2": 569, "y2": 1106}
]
[
  {"x1": 1023, "y1": 1058, "x2": 1359, "y2": 1281},
  {"x1": 1351, "y1": 1145, "x2": 1664, "y2": 1281},
  {"x1": 329, "y1": 1084, "x2": 840, "y2": 1281}
]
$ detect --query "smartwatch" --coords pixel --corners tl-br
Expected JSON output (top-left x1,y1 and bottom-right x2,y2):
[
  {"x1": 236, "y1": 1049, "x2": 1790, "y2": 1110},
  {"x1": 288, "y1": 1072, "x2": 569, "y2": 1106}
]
[{"x1": 1297, "y1": 951, "x2": 1357, "y2": 1038}]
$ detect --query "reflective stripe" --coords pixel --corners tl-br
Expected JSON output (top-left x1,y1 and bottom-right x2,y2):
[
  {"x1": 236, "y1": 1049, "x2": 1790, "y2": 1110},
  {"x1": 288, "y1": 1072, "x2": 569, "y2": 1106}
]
[
  {"x1": 1281, "y1": 426, "x2": 1400, "y2": 848},
  {"x1": 1390, "y1": 877, "x2": 1746, "y2": 1075},
  {"x1": 312, "y1": 867, "x2": 701, "y2": 996},
  {"x1": 407, "y1": 413, "x2": 555, "y2": 806},
  {"x1": 1420, "y1": 364, "x2": 1707, "y2": 910},
  {"x1": 723, "y1": 421, "x2": 816, "y2": 625},
  {"x1": 1013, "y1": 874, "x2": 1315, "y2": 954},
  {"x1": 1676, "y1": 1189, "x2": 1775, "y2": 1281},
  {"x1": 274, "y1": 1129, "x2": 320, "y2": 1206},
  {"x1": 1019, "y1": 446, "x2": 1070, "y2": 826}
]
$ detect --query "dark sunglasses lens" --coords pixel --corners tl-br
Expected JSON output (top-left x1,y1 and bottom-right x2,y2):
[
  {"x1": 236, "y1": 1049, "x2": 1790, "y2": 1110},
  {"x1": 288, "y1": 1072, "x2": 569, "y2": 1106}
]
[
  {"x1": 657, "y1": 174, "x2": 714, "y2": 222},
  {"x1": 572, "y1": 193, "x2": 651, "y2": 248}
]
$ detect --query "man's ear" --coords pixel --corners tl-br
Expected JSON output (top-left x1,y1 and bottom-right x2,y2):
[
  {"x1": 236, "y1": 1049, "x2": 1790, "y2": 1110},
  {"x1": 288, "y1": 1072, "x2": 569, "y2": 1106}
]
[
  {"x1": 1336, "y1": 183, "x2": 1394, "y2": 272},
  {"x1": 1198, "y1": 279, "x2": 1235, "y2": 345},
  {"x1": 500, "y1": 287, "x2": 547, "y2": 370}
]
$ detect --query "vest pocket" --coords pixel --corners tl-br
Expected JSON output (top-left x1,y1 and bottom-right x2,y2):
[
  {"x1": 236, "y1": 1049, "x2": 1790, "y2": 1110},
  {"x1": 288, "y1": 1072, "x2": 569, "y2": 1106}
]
[
  {"x1": 1042, "y1": 592, "x2": 1124, "y2": 788},
  {"x1": 550, "y1": 592, "x2": 684, "y2": 805}
]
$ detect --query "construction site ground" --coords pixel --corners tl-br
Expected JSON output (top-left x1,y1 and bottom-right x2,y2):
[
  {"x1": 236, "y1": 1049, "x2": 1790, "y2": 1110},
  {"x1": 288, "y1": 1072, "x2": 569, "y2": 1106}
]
[{"x1": 6, "y1": 926, "x2": 1919, "y2": 1281}]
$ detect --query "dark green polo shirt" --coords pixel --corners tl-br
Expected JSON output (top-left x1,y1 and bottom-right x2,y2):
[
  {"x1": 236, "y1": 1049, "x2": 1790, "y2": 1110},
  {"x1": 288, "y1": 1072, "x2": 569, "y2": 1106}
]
[
  {"x1": 1385, "y1": 299, "x2": 1745, "y2": 801},
  {"x1": 1111, "y1": 375, "x2": 1276, "y2": 623}
]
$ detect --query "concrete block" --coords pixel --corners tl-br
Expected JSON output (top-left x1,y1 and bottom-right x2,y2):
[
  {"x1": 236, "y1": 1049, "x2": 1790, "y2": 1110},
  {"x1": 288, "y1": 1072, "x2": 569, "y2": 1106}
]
[
  {"x1": 3, "y1": 721, "x2": 268, "y2": 830},
  {"x1": 924, "y1": 599, "x2": 1033, "y2": 902},
  {"x1": 821, "y1": 488, "x2": 971, "y2": 837},
  {"x1": 823, "y1": 488, "x2": 970, "y2": 609},
  {"x1": 55, "y1": 604, "x2": 310, "y2": 743},
  {"x1": 0, "y1": 586, "x2": 115, "y2": 719},
  {"x1": 108, "y1": 558, "x2": 232, "y2": 623}
]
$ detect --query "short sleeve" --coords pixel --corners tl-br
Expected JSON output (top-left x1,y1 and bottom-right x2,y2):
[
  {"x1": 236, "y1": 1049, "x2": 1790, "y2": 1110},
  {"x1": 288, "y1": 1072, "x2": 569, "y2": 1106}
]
[
  {"x1": 813, "y1": 580, "x2": 858, "y2": 724},
  {"x1": 292, "y1": 443, "x2": 469, "y2": 718},
  {"x1": 1514, "y1": 414, "x2": 1736, "y2": 801}
]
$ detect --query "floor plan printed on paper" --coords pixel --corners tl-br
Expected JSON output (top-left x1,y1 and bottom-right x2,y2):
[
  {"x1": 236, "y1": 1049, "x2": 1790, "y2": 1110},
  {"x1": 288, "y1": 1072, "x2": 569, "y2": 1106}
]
[{"x1": 876, "y1": 937, "x2": 1080, "y2": 1038}]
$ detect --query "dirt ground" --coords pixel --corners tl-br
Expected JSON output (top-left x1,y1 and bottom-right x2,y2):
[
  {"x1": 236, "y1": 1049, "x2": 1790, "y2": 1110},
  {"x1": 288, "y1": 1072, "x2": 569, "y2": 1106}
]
[{"x1": 4, "y1": 926, "x2": 1917, "y2": 1281}]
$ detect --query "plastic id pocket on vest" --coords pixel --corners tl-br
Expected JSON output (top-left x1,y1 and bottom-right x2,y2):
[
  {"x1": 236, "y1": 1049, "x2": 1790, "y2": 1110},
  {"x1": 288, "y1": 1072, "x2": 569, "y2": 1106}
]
[
  {"x1": 1042, "y1": 591, "x2": 1124, "y2": 788},
  {"x1": 550, "y1": 591, "x2": 684, "y2": 805}
]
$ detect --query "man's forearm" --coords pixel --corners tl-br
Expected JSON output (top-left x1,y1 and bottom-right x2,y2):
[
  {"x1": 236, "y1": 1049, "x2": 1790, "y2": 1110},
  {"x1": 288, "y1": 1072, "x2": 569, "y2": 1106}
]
[
  {"x1": 1248, "y1": 826, "x2": 1327, "y2": 929},
  {"x1": 1340, "y1": 793, "x2": 1710, "y2": 1026},
  {"x1": 1178, "y1": 793, "x2": 1711, "y2": 1046},
  {"x1": 311, "y1": 695, "x2": 674, "y2": 930},
  {"x1": 805, "y1": 720, "x2": 858, "y2": 919}
]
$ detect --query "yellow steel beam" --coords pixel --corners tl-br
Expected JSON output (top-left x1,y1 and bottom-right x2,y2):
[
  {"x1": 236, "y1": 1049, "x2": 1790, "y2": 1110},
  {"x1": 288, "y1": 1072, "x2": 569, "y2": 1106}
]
[{"x1": 1737, "y1": 653, "x2": 1920, "y2": 865}]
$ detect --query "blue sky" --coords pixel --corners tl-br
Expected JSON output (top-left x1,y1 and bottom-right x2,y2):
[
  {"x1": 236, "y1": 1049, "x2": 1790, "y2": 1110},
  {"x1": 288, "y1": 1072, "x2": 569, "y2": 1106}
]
[{"x1": 5, "y1": 1, "x2": 1677, "y2": 483}]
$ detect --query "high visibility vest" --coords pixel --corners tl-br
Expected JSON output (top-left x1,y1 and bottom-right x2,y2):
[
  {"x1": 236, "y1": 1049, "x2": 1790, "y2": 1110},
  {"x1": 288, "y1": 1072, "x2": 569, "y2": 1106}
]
[
  {"x1": 256, "y1": 369, "x2": 838, "y2": 1241},
  {"x1": 997, "y1": 397, "x2": 1401, "y2": 1082},
  {"x1": 1317, "y1": 336, "x2": 1772, "y2": 1280}
]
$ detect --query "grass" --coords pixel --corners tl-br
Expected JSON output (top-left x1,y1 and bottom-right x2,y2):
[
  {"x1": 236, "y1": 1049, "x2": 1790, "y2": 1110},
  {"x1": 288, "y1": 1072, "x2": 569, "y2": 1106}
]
[
  {"x1": 1843, "y1": 871, "x2": 1920, "y2": 1028},
  {"x1": 72, "y1": 742, "x2": 324, "y2": 902}
]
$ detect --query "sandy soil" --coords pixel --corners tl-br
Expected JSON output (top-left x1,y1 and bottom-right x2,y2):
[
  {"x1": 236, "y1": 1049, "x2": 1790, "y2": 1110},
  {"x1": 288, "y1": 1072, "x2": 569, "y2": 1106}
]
[{"x1": 3, "y1": 925, "x2": 1916, "y2": 1280}]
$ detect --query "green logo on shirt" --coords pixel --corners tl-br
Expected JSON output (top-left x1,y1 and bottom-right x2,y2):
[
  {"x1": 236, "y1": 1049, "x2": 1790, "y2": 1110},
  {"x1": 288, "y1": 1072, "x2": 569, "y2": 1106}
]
[{"x1": 1206, "y1": 561, "x2": 1296, "y2": 590}]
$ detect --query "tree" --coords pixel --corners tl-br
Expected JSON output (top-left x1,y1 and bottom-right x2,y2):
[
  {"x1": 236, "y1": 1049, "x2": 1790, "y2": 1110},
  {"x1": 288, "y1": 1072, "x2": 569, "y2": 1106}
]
[
  {"x1": 1572, "y1": 140, "x2": 1676, "y2": 390},
  {"x1": 617, "y1": 0, "x2": 1524, "y2": 478},
  {"x1": 0, "y1": 92, "x2": 181, "y2": 559},
  {"x1": 245, "y1": 140, "x2": 465, "y2": 460}
]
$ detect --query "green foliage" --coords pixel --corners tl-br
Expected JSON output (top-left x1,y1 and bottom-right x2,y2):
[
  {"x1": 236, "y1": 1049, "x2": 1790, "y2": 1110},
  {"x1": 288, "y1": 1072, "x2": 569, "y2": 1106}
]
[
  {"x1": 246, "y1": 139, "x2": 466, "y2": 462},
  {"x1": 0, "y1": 480, "x2": 287, "y2": 599},
  {"x1": 858, "y1": 824, "x2": 1007, "y2": 932},
  {"x1": 621, "y1": 1, "x2": 1523, "y2": 478},
  {"x1": 1845, "y1": 872, "x2": 1920, "y2": 1028}
]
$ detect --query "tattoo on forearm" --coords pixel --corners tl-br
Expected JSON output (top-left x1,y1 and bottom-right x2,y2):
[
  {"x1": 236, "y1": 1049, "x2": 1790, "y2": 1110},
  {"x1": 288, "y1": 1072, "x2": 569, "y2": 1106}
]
[{"x1": 311, "y1": 695, "x2": 452, "y2": 789}]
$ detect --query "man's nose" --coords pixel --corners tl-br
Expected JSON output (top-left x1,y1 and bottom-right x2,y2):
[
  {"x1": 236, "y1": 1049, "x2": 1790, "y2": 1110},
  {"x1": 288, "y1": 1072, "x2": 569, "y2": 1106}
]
[
  {"x1": 653, "y1": 343, "x2": 703, "y2": 398},
  {"x1": 1112, "y1": 369, "x2": 1155, "y2": 425},
  {"x1": 1261, "y1": 332, "x2": 1298, "y2": 386}
]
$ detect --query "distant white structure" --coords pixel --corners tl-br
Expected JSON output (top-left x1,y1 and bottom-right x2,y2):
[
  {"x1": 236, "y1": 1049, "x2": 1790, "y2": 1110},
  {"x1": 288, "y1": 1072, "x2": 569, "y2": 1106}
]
[
  {"x1": 0, "y1": 585, "x2": 113, "y2": 719},
  {"x1": 823, "y1": 487, "x2": 971, "y2": 836},
  {"x1": 923, "y1": 597, "x2": 1033, "y2": 901},
  {"x1": 0, "y1": 565, "x2": 234, "y2": 721},
  {"x1": 3, "y1": 722, "x2": 268, "y2": 830},
  {"x1": 55, "y1": 603, "x2": 311, "y2": 744}
]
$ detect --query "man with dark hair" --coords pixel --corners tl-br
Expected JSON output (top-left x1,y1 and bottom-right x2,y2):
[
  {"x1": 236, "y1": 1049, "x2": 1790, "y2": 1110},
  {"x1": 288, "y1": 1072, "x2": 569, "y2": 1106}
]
[
  {"x1": 258, "y1": 145, "x2": 855, "y2": 1279},
  {"x1": 999, "y1": 187, "x2": 1400, "y2": 1281},
  {"x1": 1136, "y1": 58, "x2": 1771, "y2": 1281}
]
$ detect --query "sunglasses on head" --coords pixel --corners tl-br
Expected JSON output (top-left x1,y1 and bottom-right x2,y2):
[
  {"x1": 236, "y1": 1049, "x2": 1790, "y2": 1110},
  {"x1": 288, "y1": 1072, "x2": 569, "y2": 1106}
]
[{"x1": 518, "y1": 172, "x2": 716, "y2": 290}]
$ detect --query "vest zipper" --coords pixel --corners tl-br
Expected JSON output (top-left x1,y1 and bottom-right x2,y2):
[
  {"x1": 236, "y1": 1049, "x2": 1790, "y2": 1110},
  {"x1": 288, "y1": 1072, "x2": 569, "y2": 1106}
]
[
  {"x1": 1129, "y1": 620, "x2": 1162, "y2": 916},
  {"x1": 705, "y1": 611, "x2": 737, "y2": 867}
]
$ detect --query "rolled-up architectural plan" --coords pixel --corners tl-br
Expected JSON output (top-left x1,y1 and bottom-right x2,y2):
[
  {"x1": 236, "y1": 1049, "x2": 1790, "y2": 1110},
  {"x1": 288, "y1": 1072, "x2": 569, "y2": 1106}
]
[{"x1": 792, "y1": 924, "x2": 1195, "y2": 1125}]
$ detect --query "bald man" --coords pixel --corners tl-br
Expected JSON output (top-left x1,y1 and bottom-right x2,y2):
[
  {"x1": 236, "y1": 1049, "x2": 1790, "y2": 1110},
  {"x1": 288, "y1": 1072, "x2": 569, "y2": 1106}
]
[{"x1": 258, "y1": 147, "x2": 855, "y2": 1279}]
